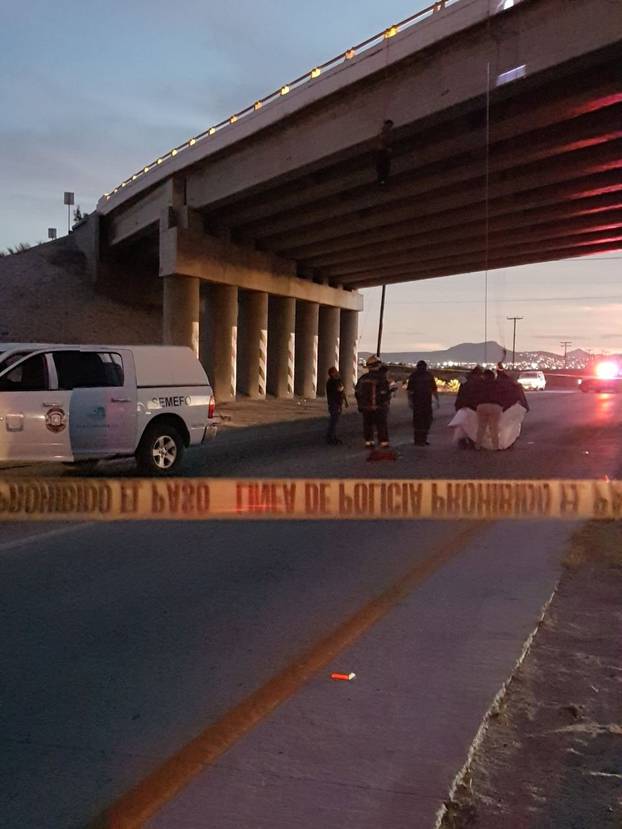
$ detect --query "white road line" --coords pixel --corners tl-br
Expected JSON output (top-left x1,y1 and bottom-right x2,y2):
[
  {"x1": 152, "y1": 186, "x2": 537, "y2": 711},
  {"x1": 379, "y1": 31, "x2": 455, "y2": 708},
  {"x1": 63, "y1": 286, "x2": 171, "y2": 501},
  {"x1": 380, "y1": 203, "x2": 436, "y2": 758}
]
[{"x1": 0, "y1": 523, "x2": 94, "y2": 554}]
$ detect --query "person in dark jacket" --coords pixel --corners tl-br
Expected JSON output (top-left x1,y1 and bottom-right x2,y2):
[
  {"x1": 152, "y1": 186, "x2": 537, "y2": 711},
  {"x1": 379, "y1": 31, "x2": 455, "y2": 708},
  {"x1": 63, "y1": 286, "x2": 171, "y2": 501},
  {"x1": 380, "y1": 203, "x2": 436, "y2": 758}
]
[
  {"x1": 474, "y1": 369, "x2": 502, "y2": 450},
  {"x1": 407, "y1": 360, "x2": 439, "y2": 445},
  {"x1": 354, "y1": 355, "x2": 392, "y2": 448},
  {"x1": 454, "y1": 367, "x2": 483, "y2": 448},
  {"x1": 496, "y1": 368, "x2": 530, "y2": 413},
  {"x1": 455, "y1": 366, "x2": 484, "y2": 412},
  {"x1": 325, "y1": 367, "x2": 346, "y2": 445}
]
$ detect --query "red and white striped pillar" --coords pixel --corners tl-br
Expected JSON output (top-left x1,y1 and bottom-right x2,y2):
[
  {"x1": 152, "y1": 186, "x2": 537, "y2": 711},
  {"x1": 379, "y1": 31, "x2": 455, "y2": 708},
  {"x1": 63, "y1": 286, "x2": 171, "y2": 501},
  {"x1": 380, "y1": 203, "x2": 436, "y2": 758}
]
[{"x1": 267, "y1": 296, "x2": 296, "y2": 398}]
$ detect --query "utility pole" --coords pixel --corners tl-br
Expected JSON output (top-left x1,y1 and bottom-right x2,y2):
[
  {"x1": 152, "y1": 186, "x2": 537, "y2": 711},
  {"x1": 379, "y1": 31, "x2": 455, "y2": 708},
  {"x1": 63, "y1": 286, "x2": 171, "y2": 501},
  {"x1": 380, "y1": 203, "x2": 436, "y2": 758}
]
[
  {"x1": 506, "y1": 316, "x2": 523, "y2": 366},
  {"x1": 560, "y1": 341, "x2": 572, "y2": 369},
  {"x1": 376, "y1": 284, "x2": 387, "y2": 358}
]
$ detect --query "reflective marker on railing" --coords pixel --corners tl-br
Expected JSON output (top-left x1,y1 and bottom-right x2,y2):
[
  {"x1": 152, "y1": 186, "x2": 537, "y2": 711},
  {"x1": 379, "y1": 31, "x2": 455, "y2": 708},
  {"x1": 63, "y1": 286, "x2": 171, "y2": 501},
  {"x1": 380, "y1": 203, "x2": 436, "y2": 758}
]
[{"x1": 100, "y1": 0, "x2": 511, "y2": 203}]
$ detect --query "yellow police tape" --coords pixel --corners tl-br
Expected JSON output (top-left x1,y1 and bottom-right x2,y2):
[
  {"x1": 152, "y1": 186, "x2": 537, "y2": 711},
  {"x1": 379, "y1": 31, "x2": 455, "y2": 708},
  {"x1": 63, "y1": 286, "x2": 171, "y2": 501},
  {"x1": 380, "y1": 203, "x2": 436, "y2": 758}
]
[{"x1": 0, "y1": 478, "x2": 621, "y2": 522}]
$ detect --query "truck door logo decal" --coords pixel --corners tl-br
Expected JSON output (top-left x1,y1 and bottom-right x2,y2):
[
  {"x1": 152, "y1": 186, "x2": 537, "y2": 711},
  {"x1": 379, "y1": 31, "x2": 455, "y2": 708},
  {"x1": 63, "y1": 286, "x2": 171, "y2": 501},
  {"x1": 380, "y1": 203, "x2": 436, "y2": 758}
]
[{"x1": 45, "y1": 407, "x2": 67, "y2": 433}]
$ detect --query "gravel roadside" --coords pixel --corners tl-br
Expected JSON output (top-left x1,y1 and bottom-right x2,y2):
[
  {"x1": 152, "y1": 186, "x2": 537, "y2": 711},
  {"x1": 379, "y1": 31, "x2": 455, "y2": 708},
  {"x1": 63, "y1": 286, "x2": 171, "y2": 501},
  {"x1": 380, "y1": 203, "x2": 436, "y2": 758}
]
[{"x1": 440, "y1": 520, "x2": 622, "y2": 829}]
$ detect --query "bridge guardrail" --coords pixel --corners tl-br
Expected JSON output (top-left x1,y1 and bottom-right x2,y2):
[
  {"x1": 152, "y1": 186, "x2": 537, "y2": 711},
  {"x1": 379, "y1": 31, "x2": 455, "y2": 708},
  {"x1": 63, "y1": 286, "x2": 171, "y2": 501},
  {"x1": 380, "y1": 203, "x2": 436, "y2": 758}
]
[{"x1": 102, "y1": 0, "x2": 519, "y2": 204}]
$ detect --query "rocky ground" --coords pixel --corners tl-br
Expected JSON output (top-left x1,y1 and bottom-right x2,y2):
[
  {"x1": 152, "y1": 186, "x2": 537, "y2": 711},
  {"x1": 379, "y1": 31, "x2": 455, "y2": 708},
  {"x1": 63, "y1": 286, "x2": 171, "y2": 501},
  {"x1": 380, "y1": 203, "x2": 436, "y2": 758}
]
[
  {"x1": 441, "y1": 520, "x2": 622, "y2": 829},
  {"x1": 0, "y1": 237, "x2": 159, "y2": 344}
]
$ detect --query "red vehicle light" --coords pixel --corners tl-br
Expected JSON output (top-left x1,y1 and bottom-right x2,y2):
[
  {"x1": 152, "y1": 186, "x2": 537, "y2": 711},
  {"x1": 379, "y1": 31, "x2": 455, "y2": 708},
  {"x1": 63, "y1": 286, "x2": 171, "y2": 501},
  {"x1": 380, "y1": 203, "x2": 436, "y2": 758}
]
[
  {"x1": 595, "y1": 361, "x2": 618, "y2": 380},
  {"x1": 208, "y1": 396, "x2": 215, "y2": 419}
]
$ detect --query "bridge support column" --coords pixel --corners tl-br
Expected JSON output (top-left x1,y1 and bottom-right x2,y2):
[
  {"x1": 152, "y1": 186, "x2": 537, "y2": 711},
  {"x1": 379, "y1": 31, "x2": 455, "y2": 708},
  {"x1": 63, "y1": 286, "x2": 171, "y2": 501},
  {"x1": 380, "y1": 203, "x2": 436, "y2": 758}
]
[
  {"x1": 339, "y1": 309, "x2": 359, "y2": 396},
  {"x1": 201, "y1": 283, "x2": 238, "y2": 402},
  {"x1": 295, "y1": 301, "x2": 319, "y2": 399},
  {"x1": 317, "y1": 306, "x2": 341, "y2": 397},
  {"x1": 237, "y1": 290, "x2": 268, "y2": 399},
  {"x1": 162, "y1": 274, "x2": 200, "y2": 355},
  {"x1": 267, "y1": 296, "x2": 296, "y2": 398}
]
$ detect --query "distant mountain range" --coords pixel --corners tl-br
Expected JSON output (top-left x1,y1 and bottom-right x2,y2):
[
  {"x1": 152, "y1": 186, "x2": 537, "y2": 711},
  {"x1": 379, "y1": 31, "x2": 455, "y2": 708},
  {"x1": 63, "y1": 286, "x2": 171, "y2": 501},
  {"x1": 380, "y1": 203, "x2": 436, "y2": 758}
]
[{"x1": 362, "y1": 341, "x2": 598, "y2": 366}]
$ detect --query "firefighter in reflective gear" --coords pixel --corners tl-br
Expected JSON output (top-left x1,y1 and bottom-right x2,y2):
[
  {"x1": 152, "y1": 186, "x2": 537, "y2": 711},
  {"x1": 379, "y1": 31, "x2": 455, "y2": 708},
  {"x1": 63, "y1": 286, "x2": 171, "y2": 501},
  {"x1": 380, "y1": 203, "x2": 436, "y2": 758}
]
[{"x1": 354, "y1": 355, "x2": 392, "y2": 448}]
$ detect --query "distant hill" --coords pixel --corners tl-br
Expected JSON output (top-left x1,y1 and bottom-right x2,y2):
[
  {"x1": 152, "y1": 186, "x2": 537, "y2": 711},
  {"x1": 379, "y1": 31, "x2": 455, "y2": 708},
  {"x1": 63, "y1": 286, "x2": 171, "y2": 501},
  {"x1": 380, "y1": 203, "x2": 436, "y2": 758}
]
[
  {"x1": 362, "y1": 342, "x2": 599, "y2": 366},
  {"x1": 364, "y1": 342, "x2": 509, "y2": 365}
]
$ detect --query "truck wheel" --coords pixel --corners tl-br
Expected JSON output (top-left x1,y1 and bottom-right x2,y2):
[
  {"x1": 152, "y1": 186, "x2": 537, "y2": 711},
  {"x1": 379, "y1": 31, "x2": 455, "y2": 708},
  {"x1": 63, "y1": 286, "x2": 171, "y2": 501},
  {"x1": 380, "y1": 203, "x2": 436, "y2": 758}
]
[{"x1": 136, "y1": 424, "x2": 184, "y2": 475}]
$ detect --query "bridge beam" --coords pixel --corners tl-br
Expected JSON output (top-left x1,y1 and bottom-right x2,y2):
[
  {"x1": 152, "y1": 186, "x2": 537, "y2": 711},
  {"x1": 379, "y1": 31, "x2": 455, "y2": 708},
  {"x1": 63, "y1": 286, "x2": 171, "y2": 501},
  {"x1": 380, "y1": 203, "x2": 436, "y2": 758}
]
[{"x1": 159, "y1": 226, "x2": 362, "y2": 311}]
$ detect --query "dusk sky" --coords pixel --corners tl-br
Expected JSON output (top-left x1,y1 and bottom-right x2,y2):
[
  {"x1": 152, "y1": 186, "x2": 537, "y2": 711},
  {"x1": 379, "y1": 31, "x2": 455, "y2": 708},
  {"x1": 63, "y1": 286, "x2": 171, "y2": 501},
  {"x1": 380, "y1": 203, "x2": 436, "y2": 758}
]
[{"x1": 1, "y1": 0, "x2": 620, "y2": 355}]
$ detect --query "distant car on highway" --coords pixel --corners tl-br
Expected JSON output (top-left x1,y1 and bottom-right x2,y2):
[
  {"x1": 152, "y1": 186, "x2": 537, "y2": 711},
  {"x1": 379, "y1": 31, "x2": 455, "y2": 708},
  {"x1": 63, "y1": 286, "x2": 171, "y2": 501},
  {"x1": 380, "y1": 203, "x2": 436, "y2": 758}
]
[
  {"x1": 517, "y1": 370, "x2": 546, "y2": 392},
  {"x1": 579, "y1": 360, "x2": 622, "y2": 393}
]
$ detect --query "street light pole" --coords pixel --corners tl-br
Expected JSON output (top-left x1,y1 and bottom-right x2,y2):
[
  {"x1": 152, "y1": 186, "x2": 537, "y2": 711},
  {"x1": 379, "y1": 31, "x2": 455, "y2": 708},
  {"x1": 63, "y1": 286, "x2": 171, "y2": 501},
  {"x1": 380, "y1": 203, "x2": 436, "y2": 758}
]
[
  {"x1": 63, "y1": 191, "x2": 74, "y2": 235},
  {"x1": 506, "y1": 316, "x2": 524, "y2": 366}
]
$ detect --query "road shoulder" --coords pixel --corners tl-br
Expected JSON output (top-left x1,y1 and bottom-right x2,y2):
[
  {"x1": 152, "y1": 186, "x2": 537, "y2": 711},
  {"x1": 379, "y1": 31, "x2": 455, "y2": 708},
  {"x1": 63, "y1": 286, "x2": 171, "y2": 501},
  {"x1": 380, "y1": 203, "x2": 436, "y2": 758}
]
[{"x1": 441, "y1": 521, "x2": 622, "y2": 829}]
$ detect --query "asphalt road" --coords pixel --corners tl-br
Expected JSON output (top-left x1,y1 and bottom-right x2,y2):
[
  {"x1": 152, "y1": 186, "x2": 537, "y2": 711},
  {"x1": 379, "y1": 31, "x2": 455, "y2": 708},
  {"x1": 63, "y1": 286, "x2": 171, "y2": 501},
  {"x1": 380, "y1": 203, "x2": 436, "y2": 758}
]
[{"x1": 1, "y1": 390, "x2": 621, "y2": 829}]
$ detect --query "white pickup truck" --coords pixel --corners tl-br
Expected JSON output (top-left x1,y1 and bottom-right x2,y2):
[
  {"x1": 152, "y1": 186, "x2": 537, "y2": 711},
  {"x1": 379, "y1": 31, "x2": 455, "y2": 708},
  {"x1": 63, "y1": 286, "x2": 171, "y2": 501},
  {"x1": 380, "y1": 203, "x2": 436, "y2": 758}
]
[{"x1": 0, "y1": 344, "x2": 218, "y2": 474}]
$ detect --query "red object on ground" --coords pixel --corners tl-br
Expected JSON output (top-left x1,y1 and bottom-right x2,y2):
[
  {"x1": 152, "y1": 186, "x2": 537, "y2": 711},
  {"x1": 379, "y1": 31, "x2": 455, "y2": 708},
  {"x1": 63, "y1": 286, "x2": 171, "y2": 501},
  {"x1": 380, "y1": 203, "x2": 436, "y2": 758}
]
[
  {"x1": 330, "y1": 672, "x2": 356, "y2": 681},
  {"x1": 367, "y1": 448, "x2": 398, "y2": 461}
]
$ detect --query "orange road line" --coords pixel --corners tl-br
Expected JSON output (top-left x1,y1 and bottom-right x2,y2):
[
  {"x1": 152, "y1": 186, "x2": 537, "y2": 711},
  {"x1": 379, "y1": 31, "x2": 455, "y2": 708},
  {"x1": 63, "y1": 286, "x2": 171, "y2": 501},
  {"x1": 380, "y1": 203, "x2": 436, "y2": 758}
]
[{"x1": 88, "y1": 520, "x2": 488, "y2": 829}]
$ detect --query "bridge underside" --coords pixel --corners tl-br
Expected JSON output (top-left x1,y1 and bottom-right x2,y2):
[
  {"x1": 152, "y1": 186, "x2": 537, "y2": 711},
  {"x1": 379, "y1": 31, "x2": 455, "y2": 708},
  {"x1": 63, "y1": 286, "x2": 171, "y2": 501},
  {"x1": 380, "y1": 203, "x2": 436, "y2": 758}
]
[
  {"x1": 98, "y1": 0, "x2": 622, "y2": 400},
  {"x1": 200, "y1": 52, "x2": 622, "y2": 290}
]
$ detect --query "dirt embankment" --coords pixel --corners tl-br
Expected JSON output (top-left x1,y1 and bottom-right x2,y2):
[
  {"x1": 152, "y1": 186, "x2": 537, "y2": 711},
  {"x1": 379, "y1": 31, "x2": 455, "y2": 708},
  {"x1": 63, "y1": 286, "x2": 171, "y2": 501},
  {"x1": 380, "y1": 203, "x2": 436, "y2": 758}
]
[
  {"x1": 0, "y1": 238, "x2": 160, "y2": 345},
  {"x1": 441, "y1": 521, "x2": 622, "y2": 829}
]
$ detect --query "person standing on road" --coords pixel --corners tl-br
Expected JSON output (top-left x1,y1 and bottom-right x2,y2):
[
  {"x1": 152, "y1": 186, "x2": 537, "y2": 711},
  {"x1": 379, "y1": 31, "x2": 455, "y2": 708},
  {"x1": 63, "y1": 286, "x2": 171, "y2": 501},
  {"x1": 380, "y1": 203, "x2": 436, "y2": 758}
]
[
  {"x1": 496, "y1": 366, "x2": 530, "y2": 413},
  {"x1": 453, "y1": 366, "x2": 483, "y2": 449},
  {"x1": 455, "y1": 366, "x2": 483, "y2": 413},
  {"x1": 475, "y1": 369, "x2": 503, "y2": 451},
  {"x1": 355, "y1": 355, "x2": 392, "y2": 448},
  {"x1": 407, "y1": 360, "x2": 439, "y2": 446},
  {"x1": 325, "y1": 367, "x2": 346, "y2": 445}
]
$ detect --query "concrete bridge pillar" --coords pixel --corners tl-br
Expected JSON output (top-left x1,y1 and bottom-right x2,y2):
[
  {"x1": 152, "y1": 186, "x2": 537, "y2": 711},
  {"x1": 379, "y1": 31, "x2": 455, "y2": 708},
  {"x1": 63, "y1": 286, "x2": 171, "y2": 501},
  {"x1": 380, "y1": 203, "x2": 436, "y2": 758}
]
[
  {"x1": 267, "y1": 296, "x2": 296, "y2": 398},
  {"x1": 295, "y1": 301, "x2": 319, "y2": 399},
  {"x1": 162, "y1": 275, "x2": 200, "y2": 355},
  {"x1": 201, "y1": 283, "x2": 238, "y2": 402},
  {"x1": 237, "y1": 290, "x2": 268, "y2": 399},
  {"x1": 317, "y1": 306, "x2": 341, "y2": 397},
  {"x1": 339, "y1": 309, "x2": 359, "y2": 396}
]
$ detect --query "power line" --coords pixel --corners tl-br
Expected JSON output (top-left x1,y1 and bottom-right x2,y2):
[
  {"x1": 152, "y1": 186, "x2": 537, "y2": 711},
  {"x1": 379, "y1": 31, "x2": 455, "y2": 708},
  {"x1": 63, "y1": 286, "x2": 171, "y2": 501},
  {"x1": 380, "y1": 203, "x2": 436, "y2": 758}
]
[{"x1": 396, "y1": 294, "x2": 622, "y2": 305}]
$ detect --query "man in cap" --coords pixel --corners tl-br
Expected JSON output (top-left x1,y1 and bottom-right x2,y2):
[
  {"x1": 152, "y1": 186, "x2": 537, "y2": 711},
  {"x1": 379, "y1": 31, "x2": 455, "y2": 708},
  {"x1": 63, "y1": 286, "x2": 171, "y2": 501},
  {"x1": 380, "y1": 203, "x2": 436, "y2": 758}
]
[
  {"x1": 407, "y1": 360, "x2": 439, "y2": 446},
  {"x1": 354, "y1": 355, "x2": 392, "y2": 448},
  {"x1": 325, "y1": 366, "x2": 346, "y2": 445}
]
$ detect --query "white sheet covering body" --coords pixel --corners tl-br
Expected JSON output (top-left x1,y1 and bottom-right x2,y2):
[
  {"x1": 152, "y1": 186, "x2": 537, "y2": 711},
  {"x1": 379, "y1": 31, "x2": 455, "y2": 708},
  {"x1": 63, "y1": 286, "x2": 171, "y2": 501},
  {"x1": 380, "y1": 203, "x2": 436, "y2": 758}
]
[{"x1": 449, "y1": 403, "x2": 527, "y2": 450}]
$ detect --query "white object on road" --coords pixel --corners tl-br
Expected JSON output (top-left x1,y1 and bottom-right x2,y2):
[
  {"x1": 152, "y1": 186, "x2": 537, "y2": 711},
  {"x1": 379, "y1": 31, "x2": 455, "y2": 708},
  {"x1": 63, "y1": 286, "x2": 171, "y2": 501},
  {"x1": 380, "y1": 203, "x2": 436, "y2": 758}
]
[
  {"x1": 0, "y1": 344, "x2": 218, "y2": 475},
  {"x1": 449, "y1": 403, "x2": 527, "y2": 450}
]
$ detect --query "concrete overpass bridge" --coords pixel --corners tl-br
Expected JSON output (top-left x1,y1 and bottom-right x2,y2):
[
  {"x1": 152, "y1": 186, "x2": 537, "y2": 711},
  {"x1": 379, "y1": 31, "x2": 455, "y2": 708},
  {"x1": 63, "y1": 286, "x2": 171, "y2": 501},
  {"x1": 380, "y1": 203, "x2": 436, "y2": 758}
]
[{"x1": 92, "y1": 0, "x2": 622, "y2": 401}]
